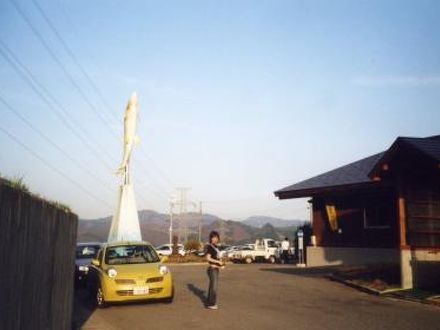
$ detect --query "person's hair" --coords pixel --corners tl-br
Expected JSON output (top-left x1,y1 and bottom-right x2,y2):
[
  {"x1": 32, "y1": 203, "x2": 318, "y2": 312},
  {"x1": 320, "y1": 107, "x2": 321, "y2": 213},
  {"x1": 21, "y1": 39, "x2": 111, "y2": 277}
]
[
  {"x1": 285, "y1": 237, "x2": 288, "y2": 240},
  {"x1": 209, "y1": 231, "x2": 220, "y2": 243}
]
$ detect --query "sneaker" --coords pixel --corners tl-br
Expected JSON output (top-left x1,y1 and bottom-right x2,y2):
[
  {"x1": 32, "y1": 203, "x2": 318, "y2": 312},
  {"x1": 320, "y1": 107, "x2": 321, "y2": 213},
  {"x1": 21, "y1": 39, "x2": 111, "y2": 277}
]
[{"x1": 206, "y1": 305, "x2": 218, "y2": 310}]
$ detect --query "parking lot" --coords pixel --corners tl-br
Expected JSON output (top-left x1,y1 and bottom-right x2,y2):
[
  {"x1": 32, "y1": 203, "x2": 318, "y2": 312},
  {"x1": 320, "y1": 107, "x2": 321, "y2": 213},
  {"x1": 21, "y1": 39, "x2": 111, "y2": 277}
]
[{"x1": 74, "y1": 264, "x2": 440, "y2": 330}]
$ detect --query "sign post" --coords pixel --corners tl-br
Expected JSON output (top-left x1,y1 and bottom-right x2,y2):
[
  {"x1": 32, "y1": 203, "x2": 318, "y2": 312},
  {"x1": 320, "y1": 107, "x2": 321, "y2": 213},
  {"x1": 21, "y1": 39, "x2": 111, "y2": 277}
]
[{"x1": 297, "y1": 230, "x2": 306, "y2": 267}]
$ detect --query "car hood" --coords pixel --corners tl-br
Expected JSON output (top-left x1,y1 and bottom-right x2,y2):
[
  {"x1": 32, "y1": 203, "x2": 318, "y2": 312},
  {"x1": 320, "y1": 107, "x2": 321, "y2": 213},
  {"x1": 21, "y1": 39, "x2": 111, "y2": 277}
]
[
  {"x1": 104, "y1": 262, "x2": 164, "y2": 277},
  {"x1": 75, "y1": 258, "x2": 93, "y2": 267}
]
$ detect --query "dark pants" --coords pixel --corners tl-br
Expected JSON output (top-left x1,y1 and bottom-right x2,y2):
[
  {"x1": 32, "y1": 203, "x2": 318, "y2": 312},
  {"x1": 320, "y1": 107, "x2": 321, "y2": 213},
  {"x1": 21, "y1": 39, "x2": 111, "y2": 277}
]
[
  {"x1": 206, "y1": 266, "x2": 219, "y2": 306},
  {"x1": 282, "y1": 250, "x2": 289, "y2": 263}
]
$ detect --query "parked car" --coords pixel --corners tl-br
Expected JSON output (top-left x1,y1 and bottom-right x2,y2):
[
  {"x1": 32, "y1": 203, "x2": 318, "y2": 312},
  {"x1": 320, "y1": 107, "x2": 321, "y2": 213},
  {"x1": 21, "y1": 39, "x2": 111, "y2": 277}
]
[
  {"x1": 87, "y1": 241, "x2": 173, "y2": 307},
  {"x1": 224, "y1": 245, "x2": 247, "y2": 259},
  {"x1": 230, "y1": 238, "x2": 279, "y2": 264},
  {"x1": 75, "y1": 242, "x2": 102, "y2": 286},
  {"x1": 275, "y1": 245, "x2": 296, "y2": 264},
  {"x1": 217, "y1": 244, "x2": 231, "y2": 258},
  {"x1": 155, "y1": 244, "x2": 186, "y2": 257},
  {"x1": 228, "y1": 245, "x2": 254, "y2": 261}
]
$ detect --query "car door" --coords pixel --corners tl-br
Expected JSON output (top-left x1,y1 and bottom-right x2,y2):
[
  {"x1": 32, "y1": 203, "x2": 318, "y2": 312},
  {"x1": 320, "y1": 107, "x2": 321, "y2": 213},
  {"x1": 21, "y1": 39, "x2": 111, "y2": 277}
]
[{"x1": 88, "y1": 248, "x2": 103, "y2": 293}]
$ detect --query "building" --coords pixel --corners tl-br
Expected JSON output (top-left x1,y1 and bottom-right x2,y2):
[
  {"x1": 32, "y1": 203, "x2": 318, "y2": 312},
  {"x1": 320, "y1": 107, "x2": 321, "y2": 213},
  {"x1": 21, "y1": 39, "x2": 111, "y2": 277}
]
[{"x1": 274, "y1": 135, "x2": 440, "y2": 289}]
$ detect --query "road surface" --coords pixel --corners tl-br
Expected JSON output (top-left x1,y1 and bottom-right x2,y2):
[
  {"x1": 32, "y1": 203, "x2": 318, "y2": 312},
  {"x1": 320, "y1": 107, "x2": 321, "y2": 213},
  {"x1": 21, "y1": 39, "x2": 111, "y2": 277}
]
[{"x1": 73, "y1": 264, "x2": 440, "y2": 330}]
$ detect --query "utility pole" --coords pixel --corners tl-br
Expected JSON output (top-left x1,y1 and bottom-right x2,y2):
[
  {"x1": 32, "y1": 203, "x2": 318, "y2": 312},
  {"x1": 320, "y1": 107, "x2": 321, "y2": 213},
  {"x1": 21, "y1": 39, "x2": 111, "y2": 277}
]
[
  {"x1": 219, "y1": 219, "x2": 225, "y2": 243},
  {"x1": 198, "y1": 201, "x2": 203, "y2": 243},
  {"x1": 176, "y1": 187, "x2": 190, "y2": 243},
  {"x1": 169, "y1": 202, "x2": 174, "y2": 245}
]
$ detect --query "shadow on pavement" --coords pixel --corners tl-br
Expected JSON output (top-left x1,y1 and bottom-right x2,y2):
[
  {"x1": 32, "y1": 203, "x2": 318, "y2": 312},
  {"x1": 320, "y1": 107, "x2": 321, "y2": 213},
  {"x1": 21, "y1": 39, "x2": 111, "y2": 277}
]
[
  {"x1": 260, "y1": 265, "x2": 340, "y2": 278},
  {"x1": 72, "y1": 287, "x2": 96, "y2": 330},
  {"x1": 187, "y1": 283, "x2": 206, "y2": 306}
]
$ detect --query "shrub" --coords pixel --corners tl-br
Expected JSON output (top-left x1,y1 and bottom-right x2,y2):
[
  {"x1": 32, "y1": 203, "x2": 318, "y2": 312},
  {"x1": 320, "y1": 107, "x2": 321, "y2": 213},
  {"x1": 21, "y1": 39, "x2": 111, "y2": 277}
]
[{"x1": 184, "y1": 239, "x2": 201, "y2": 252}]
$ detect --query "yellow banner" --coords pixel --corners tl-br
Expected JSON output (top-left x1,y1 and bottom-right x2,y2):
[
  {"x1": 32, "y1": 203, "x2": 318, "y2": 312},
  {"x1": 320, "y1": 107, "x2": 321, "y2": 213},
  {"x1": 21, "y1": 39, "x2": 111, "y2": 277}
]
[{"x1": 325, "y1": 204, "x2": 338, "y2": 231}]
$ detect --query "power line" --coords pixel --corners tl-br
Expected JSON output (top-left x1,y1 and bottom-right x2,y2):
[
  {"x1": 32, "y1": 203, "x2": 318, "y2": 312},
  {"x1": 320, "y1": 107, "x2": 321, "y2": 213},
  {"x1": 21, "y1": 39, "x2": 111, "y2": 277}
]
[
  {"x1": 10, "y1": 0, "x2": 177, "y2": 205},
  {"x1": 32, "y1": 0, "x2": 180, "y2": 195},
  {"x1": 0, "y1": 40, "x2": 116, "y2": 171},
  {"x1": 0, "y1": 42, "x2": 157, "y2": 211},
  {"x1": 31, "y1": 0, "x2": 119, "y2": 124},
  {"x1": 34, "y1": 0, "x2": 177, "y2": 192},
  {"x1": 0, "y1": 93, "x2": 114, "y2": 194},
  {"x1": 0, "y1": 123, "x2": 113, "y2": 210},
  {"x1": 136, "y1": 149, "x2": 176, "y2": 187},
  {"x1": 10, "y1": 0, "x2": 119, "y2": 140}
]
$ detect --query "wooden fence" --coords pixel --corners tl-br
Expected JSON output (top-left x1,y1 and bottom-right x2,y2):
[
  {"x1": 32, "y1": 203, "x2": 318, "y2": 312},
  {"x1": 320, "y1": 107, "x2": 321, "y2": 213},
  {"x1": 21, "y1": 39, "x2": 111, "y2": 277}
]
[{"x1": 0, "y1": 180, "x2": 78, "y2": 330}]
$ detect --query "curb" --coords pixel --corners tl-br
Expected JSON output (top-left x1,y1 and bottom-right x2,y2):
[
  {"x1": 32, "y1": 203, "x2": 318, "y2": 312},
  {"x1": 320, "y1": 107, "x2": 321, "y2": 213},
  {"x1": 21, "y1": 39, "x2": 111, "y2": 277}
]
[
  {"x1": 166, "y1": 262, "x2": 207, "y2": 266},
  {"x1": 384, "y1": 293, "x2": 440, "y2": 307},
  {"x1": 328, "y1": 274, "x2": 401, "y2": 296},
  {"x1": 329, "y1": 274, "x2": 440, "y2": 308},
  {"x1": 165, "y1": 262, "x2": 235, "y2": 266}
]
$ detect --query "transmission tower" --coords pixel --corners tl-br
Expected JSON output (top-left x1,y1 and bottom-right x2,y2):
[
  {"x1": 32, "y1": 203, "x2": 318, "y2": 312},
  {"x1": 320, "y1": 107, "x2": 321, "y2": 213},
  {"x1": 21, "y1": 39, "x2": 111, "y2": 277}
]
[{"x1": 175, "y1": 187, "x2": 190, "y2": 243}]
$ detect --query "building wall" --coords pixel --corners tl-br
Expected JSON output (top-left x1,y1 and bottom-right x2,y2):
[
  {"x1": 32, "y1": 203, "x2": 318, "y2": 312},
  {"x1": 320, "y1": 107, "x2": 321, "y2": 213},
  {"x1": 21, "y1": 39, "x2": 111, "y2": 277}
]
[
  {"x1": 411, "y1": 249, "x2": 440, "y2": 289},
  {"x1": 311, "y1": 189, "x2": 399, "y2": 248},
  {"x1": 306, "y1": 246, "x2": 400, "y2": 267},
  {"x1": 404, "y1": 176, "x2": 440, "y2": 248},
  {"x1": 0, "y1": 181, "x2": 78, "y2": 330}
]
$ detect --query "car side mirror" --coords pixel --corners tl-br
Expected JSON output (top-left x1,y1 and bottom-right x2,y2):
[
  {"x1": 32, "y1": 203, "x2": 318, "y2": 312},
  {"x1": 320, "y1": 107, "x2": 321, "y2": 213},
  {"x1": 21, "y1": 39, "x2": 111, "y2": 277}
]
[
  {"x1": 91, "y1": 258, "x2": 100, "y2": 267},
  {"x1": 160, "y1": 256, "x2": 168, "y2": 263}
]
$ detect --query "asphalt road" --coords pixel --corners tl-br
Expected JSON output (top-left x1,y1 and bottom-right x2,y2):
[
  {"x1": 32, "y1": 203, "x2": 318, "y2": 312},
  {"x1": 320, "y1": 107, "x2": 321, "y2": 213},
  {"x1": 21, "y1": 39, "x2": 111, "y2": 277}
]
[{"x1": 74, "y1": 264, "x2": 440, "y2": 330}]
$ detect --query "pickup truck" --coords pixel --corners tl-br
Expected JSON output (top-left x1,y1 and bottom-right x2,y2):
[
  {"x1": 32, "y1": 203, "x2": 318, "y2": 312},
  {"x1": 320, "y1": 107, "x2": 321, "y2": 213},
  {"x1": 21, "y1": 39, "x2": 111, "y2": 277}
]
[{"x1": 230, "y1": 238, "x2": 279, "y2": 264}]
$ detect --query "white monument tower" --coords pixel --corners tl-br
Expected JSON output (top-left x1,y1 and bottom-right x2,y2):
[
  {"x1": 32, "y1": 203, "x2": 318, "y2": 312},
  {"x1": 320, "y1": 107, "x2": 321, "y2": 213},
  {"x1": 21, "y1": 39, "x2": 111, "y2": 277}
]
[{"x1": 108, "y1": 92, "x2": 142, "y2": 242}]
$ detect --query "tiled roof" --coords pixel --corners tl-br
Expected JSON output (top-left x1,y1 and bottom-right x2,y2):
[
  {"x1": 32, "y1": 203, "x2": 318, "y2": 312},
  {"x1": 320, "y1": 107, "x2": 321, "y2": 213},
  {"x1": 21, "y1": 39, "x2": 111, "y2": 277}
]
[
  {"x1": 275, "y1": 134, "x2": 440, "y2": 199},
  {"x1": 400, "y1": 135, "x2": 440, "y2": 162},
  {"x1": 274, "y1": 152, "x2": 384, "y2": 198}
]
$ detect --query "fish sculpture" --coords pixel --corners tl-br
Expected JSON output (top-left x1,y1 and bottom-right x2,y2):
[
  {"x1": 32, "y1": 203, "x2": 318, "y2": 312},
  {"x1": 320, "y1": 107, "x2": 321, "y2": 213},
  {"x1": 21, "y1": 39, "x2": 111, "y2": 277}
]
[{"x1": 116, "y1": 92, "x2": 140, "y2": 176}]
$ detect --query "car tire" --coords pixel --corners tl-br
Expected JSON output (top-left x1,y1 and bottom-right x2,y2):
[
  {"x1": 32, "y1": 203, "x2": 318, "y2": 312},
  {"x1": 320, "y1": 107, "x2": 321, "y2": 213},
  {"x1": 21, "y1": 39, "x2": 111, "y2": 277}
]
[
  {"x1": 244, "y1": 256, "x2": 253, "y2": 264},
  {"x1": 268, "y1": 256, "x2": 276, "y2": 264},
  {"x1": 96, "y1": 284, "x2": 107, "y2": 308}
]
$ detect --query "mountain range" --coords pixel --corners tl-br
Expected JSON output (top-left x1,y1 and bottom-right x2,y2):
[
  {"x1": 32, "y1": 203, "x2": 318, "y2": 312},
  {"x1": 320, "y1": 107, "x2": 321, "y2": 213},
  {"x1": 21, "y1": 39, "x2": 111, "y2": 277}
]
[
  {"x1": 242, "y1": 216, "x2": 306, "y2": 228},
  {"x1": 77, "y1": 210, "x2": 307, "y2": 246}
]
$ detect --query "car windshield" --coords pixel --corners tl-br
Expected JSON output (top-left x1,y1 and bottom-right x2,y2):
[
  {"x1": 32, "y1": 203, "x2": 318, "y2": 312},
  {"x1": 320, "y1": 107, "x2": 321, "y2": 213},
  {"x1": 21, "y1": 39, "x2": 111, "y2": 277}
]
[
  {"x1": 105, "y1": 245, "x2": 160, "y2": 265},
  {"x1": 76, "y1": 245, "x2": 100, "y2": 259}
]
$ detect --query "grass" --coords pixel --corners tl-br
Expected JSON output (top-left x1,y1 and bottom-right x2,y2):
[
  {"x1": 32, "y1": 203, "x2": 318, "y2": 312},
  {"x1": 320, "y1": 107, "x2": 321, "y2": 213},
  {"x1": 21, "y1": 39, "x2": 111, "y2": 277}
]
[
  {"x1": 390, "y1": 288, "x2": 440, "y2": 300},
  {"x1": 0, "y1": 173, "x2": 72, "y2": 213},
  {"x1": 2, "y1": 175, "x2": 30, "y2": 193},
  {"x1": 333, "y1": 264, "x2": 401, "y2": 291},
  {"x1": 164, "y1": 254, "x2": 206, "y2": 263}
]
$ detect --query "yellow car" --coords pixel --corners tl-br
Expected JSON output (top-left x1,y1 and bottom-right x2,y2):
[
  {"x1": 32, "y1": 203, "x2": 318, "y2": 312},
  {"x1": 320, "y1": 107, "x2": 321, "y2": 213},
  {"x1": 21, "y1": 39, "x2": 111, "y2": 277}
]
[{"x1": 88, "y1": 241, "x2": 173, "y2": 307}]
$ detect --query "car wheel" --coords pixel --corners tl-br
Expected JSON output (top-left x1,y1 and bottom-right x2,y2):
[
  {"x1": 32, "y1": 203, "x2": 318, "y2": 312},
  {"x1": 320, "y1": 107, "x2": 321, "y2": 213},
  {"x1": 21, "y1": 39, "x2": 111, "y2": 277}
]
[
  {"x1": 269, "y1": 256, "x2": 276, "y2": 264},
  {"x1": 96, "y1": 284, "x2": 107, "y2": 308},
  {"x1": 244, "y1": 256, "x2": 253, "y2": 264}
]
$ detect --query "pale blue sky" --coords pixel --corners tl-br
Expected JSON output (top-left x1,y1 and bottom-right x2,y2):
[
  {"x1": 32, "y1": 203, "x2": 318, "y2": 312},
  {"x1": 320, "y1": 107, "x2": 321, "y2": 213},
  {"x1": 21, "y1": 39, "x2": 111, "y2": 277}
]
[{"x1": 0, "y1": 0, "x2": 439, "y2": 220}]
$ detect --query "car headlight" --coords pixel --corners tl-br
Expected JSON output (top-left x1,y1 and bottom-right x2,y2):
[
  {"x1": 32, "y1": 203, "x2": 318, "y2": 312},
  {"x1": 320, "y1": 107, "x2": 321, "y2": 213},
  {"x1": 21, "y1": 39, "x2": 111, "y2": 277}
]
[
  {"x1": 78, "y1": 265, "x2": 89, "y2": 272},
  {"x1": 159, "y1": 265, "x2": 169, "y2": 275},
  {"x1": 107, "y1": 268, "x2": 117, "y2": 278}
]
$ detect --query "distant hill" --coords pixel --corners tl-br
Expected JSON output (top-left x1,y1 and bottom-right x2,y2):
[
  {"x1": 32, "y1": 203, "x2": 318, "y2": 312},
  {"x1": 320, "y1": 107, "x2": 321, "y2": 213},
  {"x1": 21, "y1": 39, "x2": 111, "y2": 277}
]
[
  {"x1": 242, "y1": 216, "x2": 306, "y2": 228},
  {"x1": 77, "y1": 210, "x2": 305, "y2": 245}
]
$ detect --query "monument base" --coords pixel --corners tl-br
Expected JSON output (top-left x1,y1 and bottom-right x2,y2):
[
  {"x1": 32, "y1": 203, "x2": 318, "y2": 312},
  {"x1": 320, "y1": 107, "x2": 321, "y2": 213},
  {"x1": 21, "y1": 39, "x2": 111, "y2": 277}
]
[{"x1": 108, "y1": 184, "x2": 142, "y2": 242}]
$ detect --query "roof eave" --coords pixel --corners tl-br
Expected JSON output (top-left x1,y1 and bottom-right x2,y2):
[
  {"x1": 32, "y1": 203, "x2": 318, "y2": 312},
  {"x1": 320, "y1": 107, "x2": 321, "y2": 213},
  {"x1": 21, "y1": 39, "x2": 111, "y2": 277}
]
[
  {"x1": 368, "y1": 136, "x2": 440, "y2": 178},
  {"x1": 274, "y1": 181, "x2": 390, "y2": 200}
]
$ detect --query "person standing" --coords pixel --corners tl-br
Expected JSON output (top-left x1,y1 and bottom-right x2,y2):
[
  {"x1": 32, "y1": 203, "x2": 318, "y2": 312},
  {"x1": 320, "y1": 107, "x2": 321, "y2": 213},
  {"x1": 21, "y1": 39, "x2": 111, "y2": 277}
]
[
  {"x1": 281, "y1": 237, "x2": 290, "y2": 264},
  {"x1": 205, "y1": 231, "x2": 225, "y2": 310}
]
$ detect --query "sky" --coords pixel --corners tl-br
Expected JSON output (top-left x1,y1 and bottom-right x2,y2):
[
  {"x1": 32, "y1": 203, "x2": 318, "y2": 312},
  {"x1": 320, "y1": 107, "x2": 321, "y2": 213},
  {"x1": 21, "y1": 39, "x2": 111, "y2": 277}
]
[{"x1": 0, "y1": 0, "x2": 439, "y2": 221}]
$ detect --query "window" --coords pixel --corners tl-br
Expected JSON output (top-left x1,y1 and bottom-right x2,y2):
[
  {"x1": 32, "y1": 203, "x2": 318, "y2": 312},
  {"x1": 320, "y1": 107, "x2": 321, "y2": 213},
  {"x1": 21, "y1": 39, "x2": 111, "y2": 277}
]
[
  {"x1": 105, "y1": 245, "x2": 160, "y2": 265},
  {"x1": 363, "y1": 204, "x2": 392, "y2": 229},
  {"x1": 406, "y1": 185, "x2": 440, "y2": 247},
  {"x1": 76, "y1": 245, "x2": 100, "y2": 259},
  {"x1": 267, "y1": 240, "x2": 277, "y2": 248}
]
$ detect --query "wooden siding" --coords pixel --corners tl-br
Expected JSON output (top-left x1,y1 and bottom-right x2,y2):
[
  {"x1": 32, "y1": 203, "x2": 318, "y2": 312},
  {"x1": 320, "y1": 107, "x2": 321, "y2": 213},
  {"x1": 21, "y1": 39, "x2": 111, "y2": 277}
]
[
  {"x1": 0, "y1": 182, "x2": 78, "y2": 330},
  {"x1": 311, "y1": 190, "x2": 399, "y2": 248}
]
